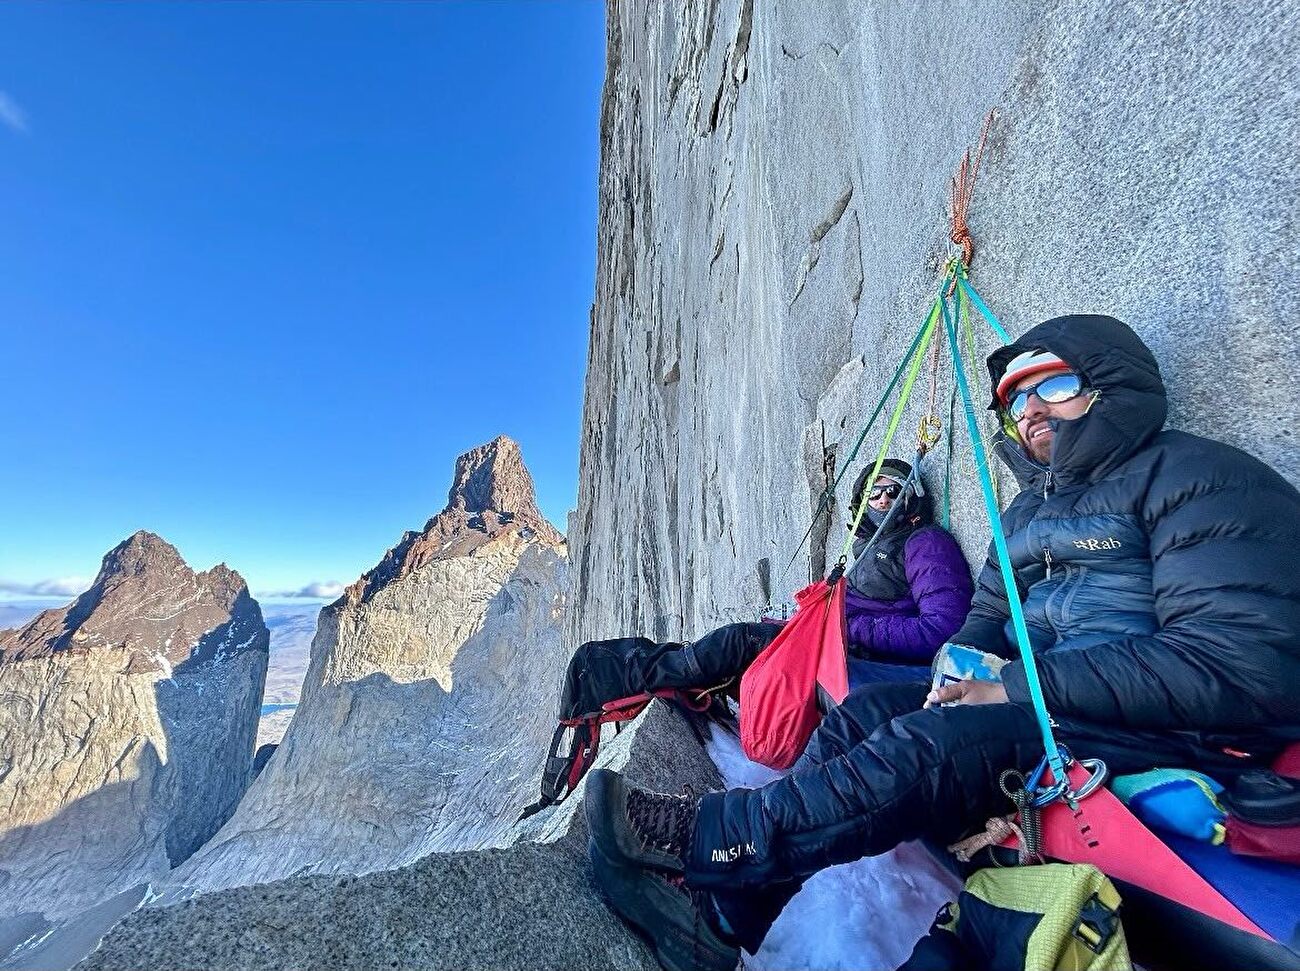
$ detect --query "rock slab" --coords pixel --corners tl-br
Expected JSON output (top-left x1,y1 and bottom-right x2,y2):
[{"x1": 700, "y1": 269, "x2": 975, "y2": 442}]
[
  {"x1": 167, "y1": 436, "x2": 574, "y2": 894},
  {"x1": 569, "y1": 0, "x2": 1300, "y2": 650},
  {"x1": 79, "y1": 703, "x2": 721, "y2": 971}
]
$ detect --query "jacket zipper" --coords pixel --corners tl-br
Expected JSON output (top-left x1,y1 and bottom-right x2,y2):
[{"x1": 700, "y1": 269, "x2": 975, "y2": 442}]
[
  {"x1": 1043, "y1": 468, "x2": 1055, "y2": 499},
  {"x1": 1043, "y1": 547, "x2": 1053, "y2": 580},
  {"x1": 1044, "y1": 564, "x2": 1071, "y2": 634}
]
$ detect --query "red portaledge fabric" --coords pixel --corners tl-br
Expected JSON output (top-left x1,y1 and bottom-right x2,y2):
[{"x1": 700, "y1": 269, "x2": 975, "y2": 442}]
[
  {"x1": 1003, "y1": 762, "x2": 1269, "y2": 939},
  {"x1": 739, "y1": 577, "x2": 849, "y2": 770}
]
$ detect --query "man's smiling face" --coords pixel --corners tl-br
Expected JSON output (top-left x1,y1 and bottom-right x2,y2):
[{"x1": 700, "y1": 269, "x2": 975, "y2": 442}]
[{"x1": 1010, "y1": 371, "x2": 1094, "y2": 464}]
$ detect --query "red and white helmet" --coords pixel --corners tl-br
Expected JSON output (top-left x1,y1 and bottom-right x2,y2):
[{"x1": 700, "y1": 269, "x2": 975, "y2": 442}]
[{"x1": 995, "y1": 349, "x2": 1072, "y2": 407}]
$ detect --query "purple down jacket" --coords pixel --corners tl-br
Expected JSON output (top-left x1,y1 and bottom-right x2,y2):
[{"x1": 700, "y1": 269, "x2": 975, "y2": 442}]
[{"x1": 842, "y1": 512, "x2": 973, "y2": 665}]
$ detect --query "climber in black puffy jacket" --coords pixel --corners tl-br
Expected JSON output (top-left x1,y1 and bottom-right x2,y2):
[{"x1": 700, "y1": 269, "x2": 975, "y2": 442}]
[{"x1": 582, "y1": 314, "x2": 1300, "y2": 971}]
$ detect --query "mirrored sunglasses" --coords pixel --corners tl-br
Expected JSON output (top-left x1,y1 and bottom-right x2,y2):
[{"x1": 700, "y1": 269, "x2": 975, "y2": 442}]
[
  {"x1": 868, "y1": 483, "x2": 903, "y2": 500},
  {"x1": 1004, "y1": 372, "x2": 1085, "y2": 421}
]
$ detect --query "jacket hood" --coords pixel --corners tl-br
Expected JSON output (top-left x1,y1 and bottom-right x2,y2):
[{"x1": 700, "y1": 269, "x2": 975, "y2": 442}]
[
  {"x1": 985, "y1": 314, "x2": 1168, "y2": 488},
  {"x1": 850, "y1": 466, "x2": 933, "y2": 546}
]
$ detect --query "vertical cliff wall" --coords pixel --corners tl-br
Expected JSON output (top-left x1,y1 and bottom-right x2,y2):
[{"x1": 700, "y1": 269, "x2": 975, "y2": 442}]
[{"x1": 569, "y1": 0, "x2": 1298, "y2": 645}]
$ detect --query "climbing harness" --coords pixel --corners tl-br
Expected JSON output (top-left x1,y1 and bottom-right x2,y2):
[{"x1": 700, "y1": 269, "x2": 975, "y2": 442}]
[{"x1": 519, "y1": 682, "x2": 729, "y2": 819}]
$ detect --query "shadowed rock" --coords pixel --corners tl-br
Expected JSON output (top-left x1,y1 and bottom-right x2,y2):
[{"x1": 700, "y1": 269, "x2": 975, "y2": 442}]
[
  {"x1": 80, "y1": 703, "x2": 717, "y2": 971},
  {"x1": 163, "y1": 437, "x2": 571, "y2": 897},
  {"x1": 0, "y1": 532, "x2": 268, "y2": 929}
]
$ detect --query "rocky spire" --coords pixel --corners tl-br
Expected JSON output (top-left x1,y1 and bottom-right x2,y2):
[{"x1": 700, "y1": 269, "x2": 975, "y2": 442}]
[
  {"x1": 0, "y1": 530, "x2": 267, "y2": 671},
  {"x1": 0, "y1": 531, "x2": 269, "y2": 928},
  {"x1": 447, "y1": 435, "x2": 543, "y2": 519},
  {"x1": 345, "y1": 436, "x2": 564, "y2": 605}
]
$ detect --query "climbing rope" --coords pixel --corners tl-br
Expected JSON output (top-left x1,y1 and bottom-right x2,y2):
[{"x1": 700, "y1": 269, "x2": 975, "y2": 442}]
[
  {"x1": 948, "y1": 813, "x2": 1032, "y2": 866},
  {"x1": 948, "y1": 109, "x2": 995, "y2": 269},
  {"x1": 939, "y1": 283, "x2": 1069, "y2": 791}
]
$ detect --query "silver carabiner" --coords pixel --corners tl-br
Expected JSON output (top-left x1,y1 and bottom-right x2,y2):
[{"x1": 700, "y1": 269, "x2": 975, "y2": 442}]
[
  {"x1": 1028, "y1": 775, "x2": 1071, "y2": 808},
  {"x1": 1064, "y1": 758, "x2": 1109, "y2": 802}
]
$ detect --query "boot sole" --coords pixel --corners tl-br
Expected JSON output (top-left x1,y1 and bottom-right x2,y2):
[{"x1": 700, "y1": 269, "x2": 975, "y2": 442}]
[
  {"x1": 589, "y1": 839, "x2": 739, "y2": 971},
  {"x1": 585, "y1": 768, "x2": 686, "y2": 873}
]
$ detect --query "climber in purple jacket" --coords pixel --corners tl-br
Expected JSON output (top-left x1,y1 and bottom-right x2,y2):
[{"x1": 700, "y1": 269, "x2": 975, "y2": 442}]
[
  {"x1": 562, "y1": 457, "x2": 973, "y2": 703},
  {"x1": 841, "y1": 457, "x2": 973, "y2": 686}
]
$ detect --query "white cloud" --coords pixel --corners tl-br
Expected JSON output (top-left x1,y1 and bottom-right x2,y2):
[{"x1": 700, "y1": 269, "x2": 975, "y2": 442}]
[
  {"x1": 0, "y1": 91, "x2": 29, "y2": 135},
  {"x1": 255, "y1": 581, "x2": 346, "y2": 600},
  {"x1": 297, "y1": 580, "x2": 345, "y2": 598},
  {"x1": 0, "y1": 576, "x2": 89, "y2": 597}
]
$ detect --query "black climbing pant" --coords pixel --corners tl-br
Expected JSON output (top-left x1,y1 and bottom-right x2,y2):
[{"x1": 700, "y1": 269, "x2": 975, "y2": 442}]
[
  {"x1": 693, "y1": 681, "x2": 1239, "y2": 954},
  {"x1": 562, "y1": 623, "x2": 781, "y2": 719}
]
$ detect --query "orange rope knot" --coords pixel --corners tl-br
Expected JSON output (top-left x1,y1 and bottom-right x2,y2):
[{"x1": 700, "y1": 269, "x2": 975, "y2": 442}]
[{"x1": 948, "y1": 109, "x2": 996, "y2": 270}]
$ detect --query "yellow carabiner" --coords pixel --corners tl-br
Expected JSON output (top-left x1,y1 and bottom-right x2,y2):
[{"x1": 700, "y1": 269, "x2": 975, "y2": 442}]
[{"x1": 918, "y1": 415, "x2": 942, "y2": 452}]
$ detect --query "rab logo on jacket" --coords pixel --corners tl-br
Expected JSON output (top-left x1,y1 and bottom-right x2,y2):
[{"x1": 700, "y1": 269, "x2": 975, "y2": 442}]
[
  {"x1": 1074, "y1": 537, "x2": 1123, "y2": 551},
  {"x1": 711, "y1": 842, "x2": 757, "y2": 864}
]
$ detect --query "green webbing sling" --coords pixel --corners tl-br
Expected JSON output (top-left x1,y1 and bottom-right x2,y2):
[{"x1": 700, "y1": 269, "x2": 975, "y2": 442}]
[
  {"x1": 780, "y1": 280, "x2": 949, "y2": 584},
  {"x1": 838, "y1": 283, "x2": 946, "y2": 562},
  {"x1": 774, "y1": 256, "x2": 1072, "y2": 796}
]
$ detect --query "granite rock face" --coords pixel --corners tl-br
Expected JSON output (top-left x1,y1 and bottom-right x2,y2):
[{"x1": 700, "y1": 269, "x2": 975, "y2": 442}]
[
  {"x1": 166, "y1": 436, "x2": 571, "y2": 894},
  {"x1": 80, "y1": 702, "x2": 720, "y2": 971},
  {"x1": 54, "y1": 2, "x2": 1300, "y2": 967},
  {"x1": 0, "y1": 532, "x2": 268, "y2": 921},
  {"x1": 569, "y1": 0, "x2": 1299, "y2": 648}
]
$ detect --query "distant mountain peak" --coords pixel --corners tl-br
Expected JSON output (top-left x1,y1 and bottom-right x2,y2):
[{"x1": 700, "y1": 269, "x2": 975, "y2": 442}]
[
  {"x1": 0, "y1": 531, "x2": 266, "y2": 669},
  {"x1": 344, "y1": 436, "x2": 564, "y2": 605},
  {"x1": 447, "y1": 435, "x2": 540, "y2": 519},
  {"x1": 97, "y1": 530, "x2": 186, "y2": 581}
]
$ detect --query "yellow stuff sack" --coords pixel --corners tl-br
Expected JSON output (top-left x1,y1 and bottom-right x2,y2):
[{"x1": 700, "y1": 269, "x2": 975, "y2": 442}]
[{"x1": 898, "y1": 863, "x2": 1131, "y2": 971}]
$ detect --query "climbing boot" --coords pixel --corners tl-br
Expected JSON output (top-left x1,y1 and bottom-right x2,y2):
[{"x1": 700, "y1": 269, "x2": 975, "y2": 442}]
[
  {"x1": 589, "y1": 838, "x2": 740, "y2": 971},
  {"x1": 585, "y1": 767, "x2": 696, "y2": 873}
]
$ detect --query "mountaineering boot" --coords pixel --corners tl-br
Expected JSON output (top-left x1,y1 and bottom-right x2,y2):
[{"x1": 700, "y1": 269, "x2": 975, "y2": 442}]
[
  {"x1": 589, "y1": 839, "x2": 740, "y2": 971},
  {"x1": 585, "y1": 767, "x2": 696, "y2": 873}
]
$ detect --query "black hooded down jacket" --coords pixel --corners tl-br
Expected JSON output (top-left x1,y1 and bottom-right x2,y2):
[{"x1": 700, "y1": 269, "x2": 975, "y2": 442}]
[{"x1": 953, "y1": 314, "x2": 1300, "y2": 751}]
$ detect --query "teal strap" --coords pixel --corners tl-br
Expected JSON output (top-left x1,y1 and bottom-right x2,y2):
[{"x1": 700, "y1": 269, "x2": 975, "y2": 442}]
[
  {"x1": 957, "y1": 275, "x2": 1011, "y2": 344},
  {"x1": 940, "y1": 287, "x2": 1066, "y2": 780}
]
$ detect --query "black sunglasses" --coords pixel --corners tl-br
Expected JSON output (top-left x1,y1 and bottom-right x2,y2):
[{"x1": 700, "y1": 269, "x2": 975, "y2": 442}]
[
  {"x1": 1004, "y1": 372, "x2": 1085, "y2": 421},
  {"x1": 868, "y1": 483, "x2": 903, "y2": 501}
]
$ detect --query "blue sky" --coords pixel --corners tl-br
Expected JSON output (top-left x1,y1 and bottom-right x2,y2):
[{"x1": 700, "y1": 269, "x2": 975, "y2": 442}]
[{"x1": 0, "y1": 2, "x2": 604, "y2": 598}]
